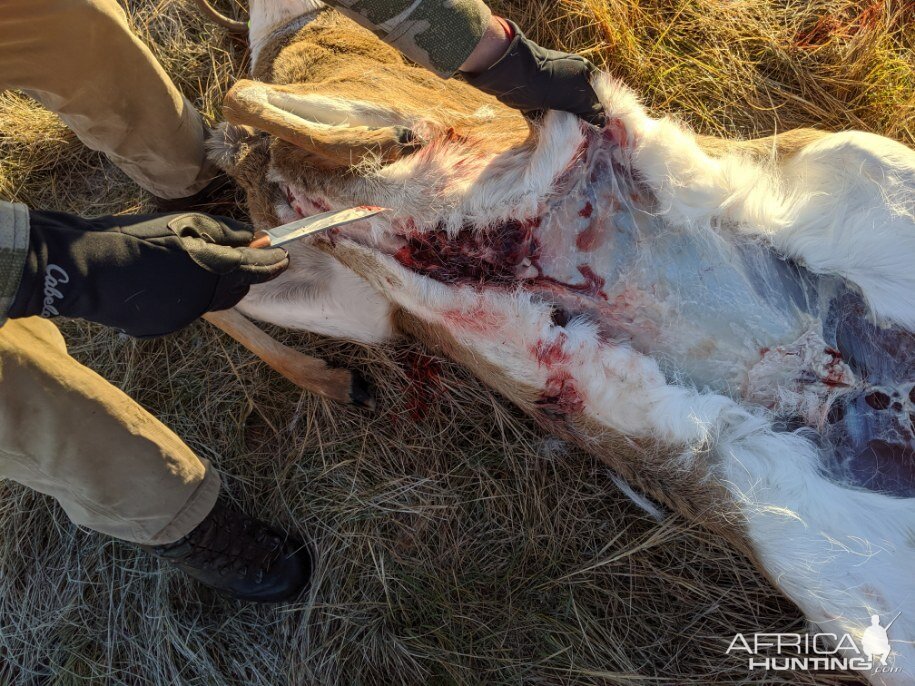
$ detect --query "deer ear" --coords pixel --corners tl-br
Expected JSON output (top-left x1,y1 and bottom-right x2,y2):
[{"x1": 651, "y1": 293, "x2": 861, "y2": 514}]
[{"x1": 223, "y1": 80, "x2": 421, "y2": 169}]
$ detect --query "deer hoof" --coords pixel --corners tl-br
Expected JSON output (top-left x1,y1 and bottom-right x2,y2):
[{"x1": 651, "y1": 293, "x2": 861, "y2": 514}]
[{"x1": 350, "y1": 371, "x2": 376, "y2": 410}]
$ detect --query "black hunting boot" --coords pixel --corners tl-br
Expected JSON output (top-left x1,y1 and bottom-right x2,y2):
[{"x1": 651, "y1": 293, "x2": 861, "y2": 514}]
[{"x1": 144, "y1": 500, "x2": 312, "y2": 603}]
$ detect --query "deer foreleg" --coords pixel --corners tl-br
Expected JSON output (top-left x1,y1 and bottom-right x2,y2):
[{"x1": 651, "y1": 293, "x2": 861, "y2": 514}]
[{"x1": 203, "y1": 308, "x2": 373, "y2": 408}]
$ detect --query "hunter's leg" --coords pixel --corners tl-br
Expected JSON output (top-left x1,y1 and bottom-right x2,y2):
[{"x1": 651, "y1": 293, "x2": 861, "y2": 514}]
[
  {"x1": 0, "y1": 317, "x2": 219, "y2": 544},
  {"x1": 0, "y1": 317, "x2": 312, "y2": 602},
  {"x1": 0, "y1": 0, "x2": 216, "y2": 199}
]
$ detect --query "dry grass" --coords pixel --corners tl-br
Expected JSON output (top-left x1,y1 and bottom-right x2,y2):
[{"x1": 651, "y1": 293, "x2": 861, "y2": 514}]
[{"x1": 1, "y1": 0, "x2": 910, "y2": 683}]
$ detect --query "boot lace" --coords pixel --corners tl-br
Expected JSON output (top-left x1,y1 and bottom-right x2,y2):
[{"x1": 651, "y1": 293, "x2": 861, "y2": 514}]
[{"x1": 155, "y1": 502, "x2": 285, "y2": 583}]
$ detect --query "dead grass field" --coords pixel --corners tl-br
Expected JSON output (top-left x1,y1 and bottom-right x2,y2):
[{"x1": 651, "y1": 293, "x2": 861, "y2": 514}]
[{"x1": 0, "y1": 0, "x2": 912, "y2": 683}]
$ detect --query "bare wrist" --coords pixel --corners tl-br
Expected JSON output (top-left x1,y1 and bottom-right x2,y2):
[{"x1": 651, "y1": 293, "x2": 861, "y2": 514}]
[{"x1": 459, "y1": 15, "x2": 513, "y2": 73}]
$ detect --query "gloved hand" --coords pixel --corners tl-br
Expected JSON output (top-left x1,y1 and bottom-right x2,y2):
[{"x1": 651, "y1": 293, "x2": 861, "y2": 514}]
[
  {"x1": 9, "y1": 210, "x2": 289, "y2": 337},
  {"x1": 462, "y1": 19, "x2": 606, "y2": 126}
]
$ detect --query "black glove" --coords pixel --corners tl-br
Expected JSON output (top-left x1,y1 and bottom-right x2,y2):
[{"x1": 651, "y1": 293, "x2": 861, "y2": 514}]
[
  {"x1": 9, "y1": 210, "x2": 289, "y2": 337},
  {"x1": 462, "y1": 20, "x2": 606, "y2": 126}
]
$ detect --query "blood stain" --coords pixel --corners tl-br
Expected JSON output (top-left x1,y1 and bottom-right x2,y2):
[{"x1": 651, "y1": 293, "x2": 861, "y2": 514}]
[
  {"x1": 532, "y1": 333, "x2": 570, "y2": 367},
  {"x1": 576, "y1": 222, "x2": 602, "y2": 252},
  {"x1": 402, "y1": 351, "x2": 444, "y2": 421},
  {"x1": 537, "y1": 371, "x2": 584, "y2": 415}
]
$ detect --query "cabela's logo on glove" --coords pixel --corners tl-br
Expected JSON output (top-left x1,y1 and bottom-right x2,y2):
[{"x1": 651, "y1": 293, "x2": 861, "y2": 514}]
[{"x1": 41, "y1": 264, "x2": 69, "y2": 317}]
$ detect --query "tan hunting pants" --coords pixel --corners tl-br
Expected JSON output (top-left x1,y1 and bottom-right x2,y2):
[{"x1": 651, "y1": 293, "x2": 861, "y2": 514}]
[
  {"x1": 0, "y1": 317, "x2": 220, "y2": 544},
  {"x1": 0, "y1": 0, "x2": 216, "y2": 199}
]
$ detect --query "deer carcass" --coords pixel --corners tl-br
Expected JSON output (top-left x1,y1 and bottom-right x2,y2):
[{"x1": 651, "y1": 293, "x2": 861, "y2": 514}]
[{"x1": 209, "y1": 2, "x2": 915, "y2": 680}]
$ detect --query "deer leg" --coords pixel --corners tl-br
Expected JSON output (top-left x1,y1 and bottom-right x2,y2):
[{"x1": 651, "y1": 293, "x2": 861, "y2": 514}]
[{"x1": 203, "y1": 309, "x2": 374, "y2": 408}]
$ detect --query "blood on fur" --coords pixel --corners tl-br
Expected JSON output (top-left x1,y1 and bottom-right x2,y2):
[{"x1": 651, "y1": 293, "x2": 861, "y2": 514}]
[
  {"x1": 531, "y1": 333, "x2": 570, "y2": 367},
  {"x1": 537, "y1": 371, "x2": 584, "y2": 416}
]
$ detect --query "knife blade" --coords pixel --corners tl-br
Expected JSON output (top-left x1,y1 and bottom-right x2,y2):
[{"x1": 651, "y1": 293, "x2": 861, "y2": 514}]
[{"x1": 249, "y1": 205, "x2": 388, "y2": 249}]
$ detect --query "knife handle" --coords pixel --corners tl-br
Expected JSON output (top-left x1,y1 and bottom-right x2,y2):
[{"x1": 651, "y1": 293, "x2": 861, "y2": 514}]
[{"x1": 249, "y1": 232, "x2": 271, "y2": 249}]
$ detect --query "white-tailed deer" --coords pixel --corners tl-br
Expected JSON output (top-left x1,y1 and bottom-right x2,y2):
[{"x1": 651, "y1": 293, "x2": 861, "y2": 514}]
[{"x1": 208, "y1": 1, "x2": 915, "y2": 681}]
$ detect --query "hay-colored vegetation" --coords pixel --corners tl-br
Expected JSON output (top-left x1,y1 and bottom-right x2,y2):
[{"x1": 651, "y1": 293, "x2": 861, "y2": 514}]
[{"x1": 1, "y1": 0, "x2": 911, "y2": 683}]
